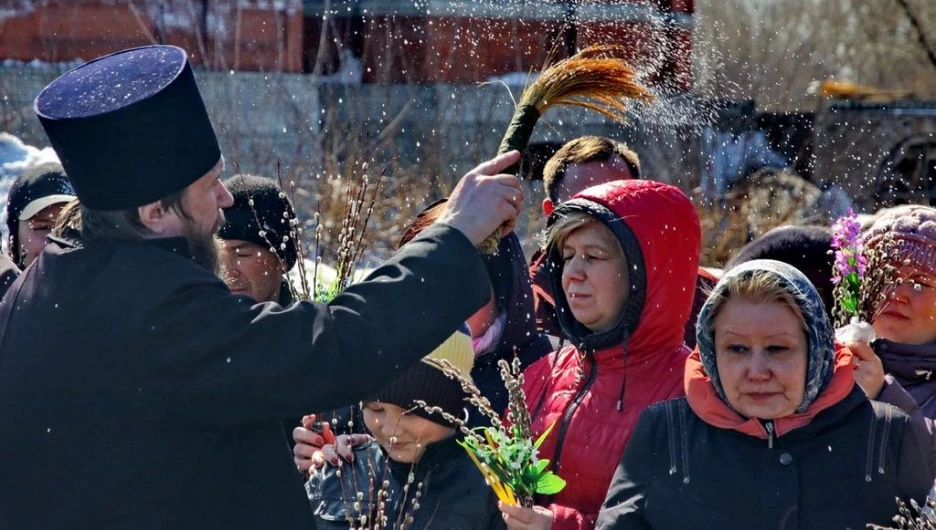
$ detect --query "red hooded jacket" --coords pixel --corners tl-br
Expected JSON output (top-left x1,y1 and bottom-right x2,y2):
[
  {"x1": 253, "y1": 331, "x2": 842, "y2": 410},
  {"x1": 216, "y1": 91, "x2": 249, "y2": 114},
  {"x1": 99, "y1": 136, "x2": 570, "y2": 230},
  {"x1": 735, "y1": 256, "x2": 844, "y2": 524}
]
[{"x1": 522, "y1": 180, "x2": 701, "y2": 530}]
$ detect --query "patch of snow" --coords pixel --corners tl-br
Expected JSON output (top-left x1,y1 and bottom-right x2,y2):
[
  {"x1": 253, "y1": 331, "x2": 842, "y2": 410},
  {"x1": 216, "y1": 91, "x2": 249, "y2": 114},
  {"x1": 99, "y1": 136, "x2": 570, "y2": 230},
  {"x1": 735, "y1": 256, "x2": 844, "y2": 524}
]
[
  {"x1": 1, "y1": 58, "x2": 83, "y2": 70},
  {"x1": 813, "y1": 184, "x2": 855, "y2": 220},
  {"x1": 0, "y1": 132, "x2": 58, "y2": 179},
  {"x1": 245, "y1": 0, "x2": 302, "y2": 11},
  {"x1": 0, "y1": 132, "x2": 60, "y2": 249},
  {"x1": 158, "y1": 11, "x2": 198, "y2": 31},
  {"x1": 288, "y1": 258, "x2": 375, "y2": 299},
  {"x1": 317, "y1": 50, "x2": 363, "y2": 85},
  {"x1": 206, "y1": 12, "x2": 229, "y2": 39}
]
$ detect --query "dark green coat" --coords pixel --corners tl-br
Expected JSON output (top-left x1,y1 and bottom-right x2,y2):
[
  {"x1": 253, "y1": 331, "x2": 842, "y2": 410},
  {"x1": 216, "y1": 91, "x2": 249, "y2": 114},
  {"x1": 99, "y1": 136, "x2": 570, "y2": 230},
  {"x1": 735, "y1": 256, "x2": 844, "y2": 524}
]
[
  {"x1": 596, "y1": 390, "x2": 933, "y2": 530},
  {"x1": 0, "y1": 224, "x2": 489, "y2": 529}
]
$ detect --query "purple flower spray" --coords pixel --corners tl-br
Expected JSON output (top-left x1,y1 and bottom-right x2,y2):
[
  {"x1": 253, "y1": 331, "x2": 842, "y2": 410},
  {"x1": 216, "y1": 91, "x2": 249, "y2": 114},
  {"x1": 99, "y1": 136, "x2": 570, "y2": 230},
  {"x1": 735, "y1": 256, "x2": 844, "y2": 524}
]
[
  {"x1": 831, "y1": 209, "x2": 867, "y2": 320},
  {"x1": 830, "y1": 209, "x2": 903, "y2": 332}
]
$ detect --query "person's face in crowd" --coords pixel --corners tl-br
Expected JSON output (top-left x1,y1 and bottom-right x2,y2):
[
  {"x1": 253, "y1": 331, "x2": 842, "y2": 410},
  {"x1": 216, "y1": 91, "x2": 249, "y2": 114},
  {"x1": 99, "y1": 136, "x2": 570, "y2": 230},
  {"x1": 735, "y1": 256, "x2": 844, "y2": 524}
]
[
  {"x1": 17, "y1": 202, "x2": 66, "y2": 267},
  {"x1": 874, "y1": 265, "x2": 936, "y2": 345},
  {"x1": 714, "y1": 299, "x2": 808, "y2": 419},
  {"x1": 362, "y1": 401, "x2": 454, "y2": 464},
  {"x1": 543, "y1": 155, "x2": 635, "y2": 215},
  {"x1": 561, "y1": 221, "x2": 629, "y2": 333},
  {"x1": 466, "y1": 288, "x2": 497, "y2": 339},
  {"x1": 221, "y1": 240, "x2": 285, "y2": 302}
]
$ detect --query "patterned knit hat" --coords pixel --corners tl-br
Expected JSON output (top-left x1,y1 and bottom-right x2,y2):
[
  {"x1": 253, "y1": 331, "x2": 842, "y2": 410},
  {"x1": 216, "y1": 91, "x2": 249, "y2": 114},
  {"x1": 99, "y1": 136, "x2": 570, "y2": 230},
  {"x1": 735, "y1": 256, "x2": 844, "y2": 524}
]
[
  {"x1": 865, "y1": 205, "x2": 936, "y2": 274},
  {"x1": 369, "y1": 326, "x2": 474, "y2": 426}
]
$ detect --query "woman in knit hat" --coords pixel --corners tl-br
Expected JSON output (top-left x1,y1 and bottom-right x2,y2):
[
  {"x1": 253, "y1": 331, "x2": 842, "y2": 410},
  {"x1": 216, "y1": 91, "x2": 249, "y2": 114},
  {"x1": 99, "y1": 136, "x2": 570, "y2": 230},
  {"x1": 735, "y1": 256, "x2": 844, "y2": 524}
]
[
  {"x1": 595, "y1": 260, "x2": 931, "y2": 530},
  {"x1": 846, "y1": 206, "x2": 936, "y2": 469},
  {"x1": 306, "y1": 328, "x2": 506, "y2": 530},
  {"x1": 5, "y1": 162, "x2": 76, "y2": 268}
]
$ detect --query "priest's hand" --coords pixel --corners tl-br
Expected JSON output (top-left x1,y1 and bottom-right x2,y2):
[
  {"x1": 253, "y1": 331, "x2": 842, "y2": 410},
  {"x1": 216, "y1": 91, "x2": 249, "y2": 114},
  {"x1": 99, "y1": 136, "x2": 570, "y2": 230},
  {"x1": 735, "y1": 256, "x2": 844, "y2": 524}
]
[{"x1": 438, "y1": 151, "x2": 524, "y2": 247}]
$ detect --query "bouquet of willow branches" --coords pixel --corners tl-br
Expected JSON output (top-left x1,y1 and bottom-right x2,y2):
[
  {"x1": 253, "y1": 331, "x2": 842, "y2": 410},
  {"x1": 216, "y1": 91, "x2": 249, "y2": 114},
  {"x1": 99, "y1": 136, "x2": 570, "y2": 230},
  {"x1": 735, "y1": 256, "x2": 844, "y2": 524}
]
[
  {"x1": 830, "y1": 209, "x2": 904, "y2": 331},
  {"x1": 869, "y1": 496, "x2": 936, "y2": 530},
  {"x1": 324, "y1": 449, "x2": 425, "y2": 530},
  {"x1": 247, "y1": 161, "x2": 384, "y2": 304},
  {"x1": 306, "y1": 165, "x2": 384, "y2": 303},
  {"x1": 417, "y1": 357, "x2": 566, "y2": 508}
]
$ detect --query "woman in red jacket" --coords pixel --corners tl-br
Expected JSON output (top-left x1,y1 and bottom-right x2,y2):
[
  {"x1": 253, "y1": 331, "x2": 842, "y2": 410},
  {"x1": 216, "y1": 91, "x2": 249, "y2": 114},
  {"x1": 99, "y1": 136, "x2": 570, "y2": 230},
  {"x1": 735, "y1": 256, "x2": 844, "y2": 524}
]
[{"x1": 499, "y1": 180, "x2": 701, "y2": 530}]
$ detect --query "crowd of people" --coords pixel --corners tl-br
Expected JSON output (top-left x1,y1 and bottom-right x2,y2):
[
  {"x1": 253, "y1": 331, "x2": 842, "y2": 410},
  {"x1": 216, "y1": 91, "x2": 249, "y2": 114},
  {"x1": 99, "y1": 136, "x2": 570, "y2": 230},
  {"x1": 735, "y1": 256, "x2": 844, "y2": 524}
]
[{"x1": 3, "y1": 44, "x2": 936, "y2": 530}]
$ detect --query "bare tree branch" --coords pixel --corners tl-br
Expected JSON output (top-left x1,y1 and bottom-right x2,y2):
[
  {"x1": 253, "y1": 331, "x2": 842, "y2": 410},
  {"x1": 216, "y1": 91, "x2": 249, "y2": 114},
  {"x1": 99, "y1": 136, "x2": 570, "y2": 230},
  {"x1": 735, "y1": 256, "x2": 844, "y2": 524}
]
[{"x1": 894, "y1": 0, "x2": 936, "y2": 73}]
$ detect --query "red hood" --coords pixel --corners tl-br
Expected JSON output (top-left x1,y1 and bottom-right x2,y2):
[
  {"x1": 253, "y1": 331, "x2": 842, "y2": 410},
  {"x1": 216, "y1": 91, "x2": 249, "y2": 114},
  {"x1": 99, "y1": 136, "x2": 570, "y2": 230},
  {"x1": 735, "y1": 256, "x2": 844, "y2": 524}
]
[{"x1": 550, "y1": 180, "x2": 701, "y2": 364}]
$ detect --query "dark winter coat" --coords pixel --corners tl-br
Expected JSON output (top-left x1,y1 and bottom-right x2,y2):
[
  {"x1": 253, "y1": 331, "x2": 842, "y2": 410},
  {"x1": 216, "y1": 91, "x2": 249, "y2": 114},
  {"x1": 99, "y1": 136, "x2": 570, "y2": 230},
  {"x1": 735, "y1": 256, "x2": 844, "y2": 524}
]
[
  {"x1": 529, "y1": 248, "x2": 561, "y2": 337},
  {"x1": 683, "y1": 268, "x2": 718, "y2": 349},
  {"x1": 0, "y1": 252, "x2": 18, "y2": 300},
  {"x1": 472, "y1": 233, "x2": 553, "y2": 424},
  {"x1": 597, "y1": 260, "x2": 934, "y2": 530},
  {"x1": 307, "y1": 437, "x2": 506, "y2": 530},
  {"x1": 0, "y1": 224, "x2": 490, "y2": 530},
  {"x1": 875, "y1": 339, "x2": 936, "y2": 472},
  {"x1": 597, "y1": 388, "x2": 931, "y2": 530},
  {"x1": 522, "y1": 180, "x2": 701, "y2": 530},
  {"x1": 877, "y1": 339, "x2": 936, "y2": 417}
]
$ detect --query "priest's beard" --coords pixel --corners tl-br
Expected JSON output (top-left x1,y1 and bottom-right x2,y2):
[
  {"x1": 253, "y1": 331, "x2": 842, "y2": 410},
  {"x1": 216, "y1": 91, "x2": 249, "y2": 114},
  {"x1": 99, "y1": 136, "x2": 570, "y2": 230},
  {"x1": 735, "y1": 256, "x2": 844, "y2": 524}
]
[{"x1": 182, "y1": 218, "x2": 224, "y2": 277}]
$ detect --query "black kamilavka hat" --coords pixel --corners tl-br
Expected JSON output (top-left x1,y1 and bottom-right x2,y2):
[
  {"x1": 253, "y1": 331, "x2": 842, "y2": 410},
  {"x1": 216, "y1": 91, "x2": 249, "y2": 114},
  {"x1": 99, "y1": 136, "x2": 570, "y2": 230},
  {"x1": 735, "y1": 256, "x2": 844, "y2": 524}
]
[{"x1": 34, "y1": 45, "x2": 221, "y2": 211}]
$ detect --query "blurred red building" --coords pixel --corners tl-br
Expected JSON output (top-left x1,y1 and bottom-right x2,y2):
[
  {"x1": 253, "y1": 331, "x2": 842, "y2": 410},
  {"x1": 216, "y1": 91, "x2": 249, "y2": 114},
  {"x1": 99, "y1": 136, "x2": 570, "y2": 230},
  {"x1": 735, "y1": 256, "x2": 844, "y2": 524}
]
[
  {"x1": 0, "y1": 0, "x2": 305, "y2": 72},
  {"x1": 0, "y1": 0, "x2": 692, "y2": 89},
  {"x1": 304, "y1": 0, "x2": 693, "y2": 90}
]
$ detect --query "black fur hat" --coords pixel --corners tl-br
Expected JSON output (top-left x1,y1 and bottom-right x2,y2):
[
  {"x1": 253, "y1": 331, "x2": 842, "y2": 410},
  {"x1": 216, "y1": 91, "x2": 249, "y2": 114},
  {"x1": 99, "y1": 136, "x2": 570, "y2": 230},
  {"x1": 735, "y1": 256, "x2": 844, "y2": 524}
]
[
  {"x1": 219, "y1": 174, "x2": 298, "y2": 271},
  {"x1": 726, "y1": 225, "x2": 835, "y2": 314}
]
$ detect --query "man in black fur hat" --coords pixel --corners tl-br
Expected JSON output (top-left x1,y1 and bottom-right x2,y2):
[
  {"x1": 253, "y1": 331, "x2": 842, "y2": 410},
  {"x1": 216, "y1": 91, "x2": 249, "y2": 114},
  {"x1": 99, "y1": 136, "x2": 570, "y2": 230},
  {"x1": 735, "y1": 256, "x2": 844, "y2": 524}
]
[
  {"x1": 0, "y1": 45, "x2": 523, "y2": 529},
  {"x1": 219, "y1": 174, "x2": 298, "y2": 305}
]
